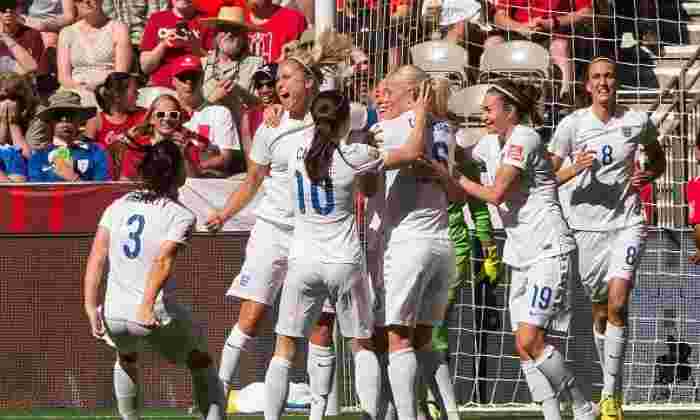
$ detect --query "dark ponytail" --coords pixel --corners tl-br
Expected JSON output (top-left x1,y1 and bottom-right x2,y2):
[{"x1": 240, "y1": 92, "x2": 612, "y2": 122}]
[
  {"x1": 135, "y1": 140, "x2": 184, "y2": 203},
  {"x1": 305, "y1": 91, "x2": 350, "y2": 184}
]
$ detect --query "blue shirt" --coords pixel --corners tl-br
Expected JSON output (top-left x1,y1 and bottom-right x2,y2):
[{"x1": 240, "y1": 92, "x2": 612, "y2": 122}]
[
  {"x1": 29, "y1": 141, "x2": 111, "y2": 182},
  {"x1": 0, "y1": 144, "x2": 27, "y2": 178}
]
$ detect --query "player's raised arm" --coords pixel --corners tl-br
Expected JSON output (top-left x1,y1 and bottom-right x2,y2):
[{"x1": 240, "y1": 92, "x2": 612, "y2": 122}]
[
  {"x1": 84, "y1": 226, "x2": 110, "y2": 338},
  {"x1": 632, "y1": 122, "x2": 666, "y2": 188}
]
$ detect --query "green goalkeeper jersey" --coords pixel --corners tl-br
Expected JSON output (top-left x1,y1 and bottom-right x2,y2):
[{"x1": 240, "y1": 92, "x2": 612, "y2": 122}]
[{"x1": 448, "y1": 159, "x2": 493, "y2": 257}]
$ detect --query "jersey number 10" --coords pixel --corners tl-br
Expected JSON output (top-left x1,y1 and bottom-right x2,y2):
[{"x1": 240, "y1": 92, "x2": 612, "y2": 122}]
[{"x1": 295, "y1": 171, "x2": 335, "y2": 215}]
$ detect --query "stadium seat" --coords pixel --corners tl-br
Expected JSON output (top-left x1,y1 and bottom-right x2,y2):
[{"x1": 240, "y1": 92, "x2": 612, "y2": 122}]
[
  {"x1": 410, "y1": 31, "x2": 469, "y2": 92},
  {"x1": 479, "y1": 40, "x2": 551, "y2": 83},
  {"x1": 447, "y1": 83, "x2": 491, "y2": 147}
]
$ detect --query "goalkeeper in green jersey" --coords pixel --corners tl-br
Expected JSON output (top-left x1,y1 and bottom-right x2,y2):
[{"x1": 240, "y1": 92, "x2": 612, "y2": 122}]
[{"x1": 421, "y1": 155, "x2": 499, "y2": 420}]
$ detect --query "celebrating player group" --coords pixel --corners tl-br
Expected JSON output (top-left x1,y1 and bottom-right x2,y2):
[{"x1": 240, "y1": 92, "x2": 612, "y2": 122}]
[{"x1": 83, "y1": 36, "x2": 665, "y2": 420}]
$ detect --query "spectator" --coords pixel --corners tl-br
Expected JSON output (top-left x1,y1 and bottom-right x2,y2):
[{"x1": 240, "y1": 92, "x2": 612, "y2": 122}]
[
  {"x1": 172, "y1": 54, "x2": 243, "y2": 176},
  {"x1": 0, "y1": 0, "x2": 47, "y2": 75},
  {"x1": 20, "y1": 0, "x2": 75, "y2": 52},
  {"x1": 85, "y1": 72, "x2": 147, "y2": 178},
  {"x1": 201, "y1": 6, "x2": 264, "y2": 136},
  {"x1": 102, "y1": 0, "x2": 170, "y2": 70},
  {"x1": 120, "y1": 93, "x2": 206, "y2": 179},
  {"x1": 0, "y1": 140, "x2": 26, "y2": 181},
  {"x1": 28, "y1": 90, "x2": 110, "y2": 182},
  {"x1": 485, "y1": 0, "x2": 592, "y2": 100},
  {"x1": 86, "y1": 72, "x2": 146, "y2": 148},
  {"x1": 237, "y1": 62, "x2": 278, "y2": 164},
  {"x1": 247, "y1": 0, "x2": 307, "y2": 63},
  {"x1": 0, "y1": 72, "x2": 36, "y2": 159},
  {"x1": 139, "y1": 0, "x2": 214, "y2": 90},
  {"x1": 56, "y1": 0, "x2": 132, "y2": 106}
]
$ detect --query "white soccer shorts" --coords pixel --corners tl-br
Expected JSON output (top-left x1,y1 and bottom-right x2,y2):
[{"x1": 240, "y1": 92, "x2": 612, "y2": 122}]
[
  {"x1": 574, "y1": 224, "x2": 647, "y2": 303},
  {"x1": 509, "y1": 251, "x2": 575, "y2": 333},
  {"x1": 383, "y1": 238, "x2": 454, "y2": 328},
  {"x1": 366, "y1": 247, "x2": 386, "y2": 327},
  {"x1": 226, "y1": 219, "x2": 293, "y2": 305},
  {"x1": 275, "y1": 259, "x2": 374, "y2": 339},
  {"x1": 103, "y1": 303, "x2": 205, "y2": 364}
]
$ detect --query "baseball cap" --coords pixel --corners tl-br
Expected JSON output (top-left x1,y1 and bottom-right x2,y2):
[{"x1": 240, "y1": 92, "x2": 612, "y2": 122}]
[
  {"x1": 172, "y1": 55, "x2": 203, "y2": 77},
  {"x1": 253, "y1": 63, "x2": 278, "y2": 84}
]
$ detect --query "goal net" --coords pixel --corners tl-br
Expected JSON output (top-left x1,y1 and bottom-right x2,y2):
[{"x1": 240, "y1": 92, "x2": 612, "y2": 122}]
[{"x1": 337, "y1": 0, "x2": 700, "y2": 413}]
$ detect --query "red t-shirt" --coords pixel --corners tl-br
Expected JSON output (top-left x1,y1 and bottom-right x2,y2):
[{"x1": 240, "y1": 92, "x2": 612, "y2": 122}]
[
  {"x1": 688, "y1": 177, "x2": 700, "y2": 225},
  {"x1": 246, "y1": 6, "x2": 307, "y2": 63},
  {"x1": 95, "y1": 109, "x2": 147, "y2": 148},
  {"x1": 495, "y1": 0, "x2": 592, "y2": 23},
  {"x1": 140, "y1": 10, "x2": 214, "y2": 88}
]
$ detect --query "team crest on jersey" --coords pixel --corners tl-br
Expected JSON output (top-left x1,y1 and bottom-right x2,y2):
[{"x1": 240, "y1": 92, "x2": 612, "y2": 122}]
[
  {"x1": 77, "y1": 159, "x2": 89, "y2": 173},
  {"x1": 508, "y1": 144, "x2": 523, "y2": 162},
  {"x1": 622, "y1": 126, "x2": 632, "y2": 138}
]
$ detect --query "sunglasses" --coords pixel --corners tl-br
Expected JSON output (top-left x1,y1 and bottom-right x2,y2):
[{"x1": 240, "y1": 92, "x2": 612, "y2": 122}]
[
  {"x1": 256, "y1": 80, "x2": 275, "y2": 89},
  {"x1": 155, "y1": 111, "x2": 181, "y2": 120},
  {"x1": 53, "y1": 110, "x2": 80, "y2": 121}
]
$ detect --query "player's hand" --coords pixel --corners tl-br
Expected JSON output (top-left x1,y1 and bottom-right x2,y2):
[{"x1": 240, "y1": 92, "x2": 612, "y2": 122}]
[
  {"x1": 263, "y1": 104, "x2": 284, "y2": 128},
  {"x1": 204, "y1": 210, "x2": 226, "y2": 232},
  {"x1": 481, "y1": 245, "x2": 501, "y2": 284},
  {"x1": 631, "y1": 169, "x2": 655, "y2": 189},
  {"x1": 136, "y1": 303, "x2": 160, "y2": 328},
  {"x1": 85, "y1": 306, "x2": 105, "y2": 338},
  {"x1": 690, "y1": 253, "x2": 700, "y2": 265},
  {"x1": 368, "y1": 124, "x2": 385, "y2": 151},
  {"x1": 413, "y1": 79, "x2": 433, "y2": 118},
  {"x1": 417, "y1": 157, "x2": 451, "y2": 180},
  {"x1": 572, "y1": 149, "x2": 596, "y2": 173}
]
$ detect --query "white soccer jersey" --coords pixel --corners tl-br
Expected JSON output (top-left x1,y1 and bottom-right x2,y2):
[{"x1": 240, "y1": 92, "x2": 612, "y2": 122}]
[
  {"x1": 289, "y1": 137, "x2": 382, "y2": 263},
  {"x1": 472, "y1": 125, "x2": 575, "y2": 268},
  {"x1": 250, "y1": 112, "x2": 315, "y2": 228},
  {"x1": 549, "y1": 106, "x2": 658, "y2": 231},
  {"x1": 99, "y1": 192, "x2": 196, "y2": 322},
  {"x1": 183, "y1": 104, "x2": 240, "y2": 151},
  {"x1": 377, "y1": 111, "x2": 450, "y2": 242}
]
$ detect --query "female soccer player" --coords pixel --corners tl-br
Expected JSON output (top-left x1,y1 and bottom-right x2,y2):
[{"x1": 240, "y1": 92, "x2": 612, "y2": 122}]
[
  {"x1": 427, "y1": 80, "x2": 598, "y2": 420},
  {"x1": 204, "y1": 32, "x2": 354, "y2": 411},
  {"x1": 372, "y1": 64, "x2": 455, "y2": 420},
  {"x1": 83, "y1": 141, "x2": 224, "y2": 420},
  {"x1": 264, "y1": 80, "x2": 435, "y2": 420},
  {"x1": 549, "y1": 57, "x2": 666, "y2": 420}
]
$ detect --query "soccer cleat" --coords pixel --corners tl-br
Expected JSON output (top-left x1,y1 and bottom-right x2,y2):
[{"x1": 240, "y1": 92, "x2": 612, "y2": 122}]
[
  {"x1": 600, "y1": 395, "x2": 623, "y2": 420},
  {"x1": 573, "y1": 401, "x2": 600, "y2": 420}
]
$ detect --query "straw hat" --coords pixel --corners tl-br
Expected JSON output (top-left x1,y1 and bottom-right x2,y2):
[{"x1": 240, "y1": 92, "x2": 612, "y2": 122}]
[
  {"x1": 200, "y1": 6, "x2": 265, "y2": 33},
  {"x1": 37, "y1": 91, "x2": 96, "y2": 122}
]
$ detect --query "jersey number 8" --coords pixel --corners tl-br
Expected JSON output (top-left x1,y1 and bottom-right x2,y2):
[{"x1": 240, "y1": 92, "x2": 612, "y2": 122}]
[{"x1": 295, "y1": 171, "x2": 335, "y2": 215}]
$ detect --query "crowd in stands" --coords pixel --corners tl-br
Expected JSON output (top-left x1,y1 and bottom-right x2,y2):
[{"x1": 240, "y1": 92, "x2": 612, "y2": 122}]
[{"x1": 0, "y1": 0, "x2": 690, "y2": 183}]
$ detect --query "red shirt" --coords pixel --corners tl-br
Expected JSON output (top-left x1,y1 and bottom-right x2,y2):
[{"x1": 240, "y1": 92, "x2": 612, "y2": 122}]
[
  {"x1": 246, "y1": 6, "x2": 307, "y2": 63},
  {"x1": 495, "y1": 0, "x2": 592, "y2": 23},
  {"x1": 95, "y1": 109, "x2": 147, "y2": 148},
  {"x1": 140, "y1": 10, "x2": 214, "y2": 88}
]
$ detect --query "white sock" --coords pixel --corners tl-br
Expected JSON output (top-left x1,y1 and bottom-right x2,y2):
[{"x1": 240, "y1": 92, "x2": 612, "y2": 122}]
[
  {"x1": 593, "y1": 326, "x2": 607, "y2": 376},
  {"x1": 603, "y1": 322, "x2": 627, "y2": 398},
  {"x1": 388, "y1": 348, "x2": 418, "y2": 420},
  {"x1": 219, "y1": 324, "x2": 253, "y2": 396},
  {"x1": 378, "y1": 353, "x2": 397, "y2": 420},
  {"x1": 308, "y1": 344, "x2": 335, "y2": 420},
  {"x1": 265, "y1": 356, "x2": 291, "y2": 420},
  {"x1": 535, "y1": 346, "x2": 588, "y2": 412},
  {"x1": 522, "y1": 360, "x2": 560, "y2": 420},
  {"x1": 191, "y1": 366, "x2": 225, "y2": 420},
  {"x1": 113, "y1": 361, "x2": 139, "y2": 420},
  {"x1": 354, "y1": 349, "x2": 381, "y2": 420},
  {"x1": 433, "y1": 357, "x2": 459, "y2": 420}
]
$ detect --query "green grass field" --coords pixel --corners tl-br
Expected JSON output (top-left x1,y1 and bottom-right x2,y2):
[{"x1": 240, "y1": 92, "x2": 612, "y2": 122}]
[{"x1": 0, "y1": 409, "x2": 698, "y2": 420}]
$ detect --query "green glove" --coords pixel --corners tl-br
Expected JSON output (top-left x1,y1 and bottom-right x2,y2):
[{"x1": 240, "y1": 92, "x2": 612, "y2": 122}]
[{"x1": 481, "y1": 245, "x2": 501, "y2": 284}]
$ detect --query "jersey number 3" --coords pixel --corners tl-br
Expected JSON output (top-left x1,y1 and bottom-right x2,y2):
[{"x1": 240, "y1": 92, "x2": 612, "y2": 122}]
[
  {"x1": 295, "y1": 171, "x2": 335, "y2": 215},
  {"x1": 123, "y1": 214, "x2": 145, "y2": 259}
]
